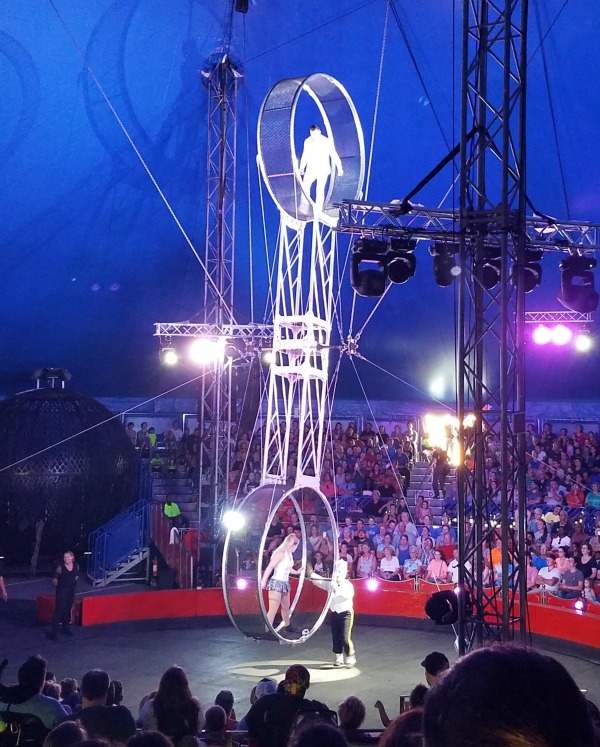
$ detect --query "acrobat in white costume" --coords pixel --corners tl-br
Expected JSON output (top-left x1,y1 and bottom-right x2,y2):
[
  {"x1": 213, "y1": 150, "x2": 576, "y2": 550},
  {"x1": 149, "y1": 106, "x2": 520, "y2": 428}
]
[
  {"x1": 309, "y1": 559, "x2": 356, "y2": 666},
  {"x1": 299, "y1": 124, "x2": 344, "y2": 212}
]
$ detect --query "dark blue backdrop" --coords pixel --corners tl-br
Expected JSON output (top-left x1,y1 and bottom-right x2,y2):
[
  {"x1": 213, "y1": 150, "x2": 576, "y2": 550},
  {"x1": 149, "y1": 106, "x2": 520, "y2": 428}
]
[{"x1": 2, "y1": 1, "x2": 599, "y2": 404}]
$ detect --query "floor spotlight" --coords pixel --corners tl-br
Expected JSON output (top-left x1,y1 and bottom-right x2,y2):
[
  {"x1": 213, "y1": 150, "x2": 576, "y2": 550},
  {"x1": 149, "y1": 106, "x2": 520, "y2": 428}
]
[
  {"x1": 558, "y1": 255, "x2": 599, "y2": 313},
  {"x1": 424, "y1": 590, "x2": 459, "y2": 625},
  {"x1": 386, "y1": 238, "x2": 417, "y2": 285},
  {"x1": 350, "y1": 238, "x2": 388, "y2": 297},
  {"x1": 430, "y1": 242, "x2": 458, "y2": 287}
]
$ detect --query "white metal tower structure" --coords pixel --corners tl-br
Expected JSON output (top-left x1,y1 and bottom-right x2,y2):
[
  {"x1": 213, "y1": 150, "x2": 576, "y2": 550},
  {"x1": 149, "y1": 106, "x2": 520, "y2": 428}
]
[{"x1": 256, "y1": 74, "x2": 365, "y2": 488}]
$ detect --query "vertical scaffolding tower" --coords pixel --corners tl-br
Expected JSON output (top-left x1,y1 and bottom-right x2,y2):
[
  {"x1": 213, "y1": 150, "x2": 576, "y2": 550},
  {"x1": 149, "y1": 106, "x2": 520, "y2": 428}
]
[
  {"x1": 456, "y1": 0, "x2": 529, "y2": 650},
  {"x1": 197, "y1": 55, "x2": 241, "y2": 563}
]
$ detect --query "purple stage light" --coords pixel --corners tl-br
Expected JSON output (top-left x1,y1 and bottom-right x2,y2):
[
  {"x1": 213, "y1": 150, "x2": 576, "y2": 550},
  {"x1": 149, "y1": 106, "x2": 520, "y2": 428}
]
[
  {"x1": 574, "y1": 599, "x2": 584, "y2": 611},
  {"x1": 236, "y1": 577, "x2": 248, "y2": 590},
  {"x1": 366, "y1": 578, "x2": 379, "y2": 591},
  {"x1": 532, "y1": 325, "x2": 551, "y2": 345},
  {"x1": 551, "y1": 324, "x2": 572, "y2": 345}
]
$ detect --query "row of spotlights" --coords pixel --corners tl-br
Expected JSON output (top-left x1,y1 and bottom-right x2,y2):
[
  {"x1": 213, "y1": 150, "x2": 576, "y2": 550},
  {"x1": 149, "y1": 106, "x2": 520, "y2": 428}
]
[
  {"x1": 531, "y1": 325, "x2": 592, "y2": 351},
  {"x1": 160, "y1": 338, "x2": 228, "y2": 367}
]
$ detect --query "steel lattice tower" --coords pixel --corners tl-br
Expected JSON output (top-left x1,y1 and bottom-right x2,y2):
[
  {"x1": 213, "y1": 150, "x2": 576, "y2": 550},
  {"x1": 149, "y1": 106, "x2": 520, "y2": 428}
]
[
  {"x1": 456, "y1": 0, "x2": 529, "y2": 650},
  {"x1": 337, "y1": 0, "x2": 599, "y2": 652}
]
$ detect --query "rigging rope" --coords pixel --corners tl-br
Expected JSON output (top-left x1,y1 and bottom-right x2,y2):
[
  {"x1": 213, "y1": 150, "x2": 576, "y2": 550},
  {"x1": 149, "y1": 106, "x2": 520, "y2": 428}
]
[
  {"x1": 244, "y1": 0, "x2": 380, "y2": 64},
  {"x1": 364, "y1": 0, "x2": 390, "y2": 200},
  {"x1": 388, "y1": 0, "x2": 451, "y2": 151},
  {"x1": 47, "y1": 0, "x2": 236, "y2": 322},
  {"x1": 533, "y1": 0, "x2": 571, "y2": 219},
  {"x1": 0, "y1": 370, "x2": 210, "y2": 473}
]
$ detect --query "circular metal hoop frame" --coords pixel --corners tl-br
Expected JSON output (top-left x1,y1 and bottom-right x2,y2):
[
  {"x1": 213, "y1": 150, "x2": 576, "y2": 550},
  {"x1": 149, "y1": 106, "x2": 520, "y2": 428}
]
[
  {"x1": 257, "y1": 73, "x2": 365, "y2": 222},
  {"x1": 222, "y1": 483, "x2": 339, "y2": 644}
]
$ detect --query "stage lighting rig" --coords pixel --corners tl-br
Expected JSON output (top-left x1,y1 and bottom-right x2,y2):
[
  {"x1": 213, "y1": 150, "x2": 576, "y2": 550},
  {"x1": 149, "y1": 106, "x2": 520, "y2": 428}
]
[
  {"x1": 475, "y1": 248, "x2": 502, "y2": 290},
  {"x1": 511, "y1": 249, "x2": 543, "y2": 293},
  {"x1": 557, "y1": 254, "x2": 599, "y2": 313},
  {"x1": 430, "y1": 242, "x2": 460, "y2": 287},
  {"x1": 387, "y1": 238, "x2": 417, "y2": 285},
  {"x1": 350, "y1": 238, "x2": 388, "y2": 297},
  {"x1": 350, "y1": 237, "x2": 418, "y2": 297}
]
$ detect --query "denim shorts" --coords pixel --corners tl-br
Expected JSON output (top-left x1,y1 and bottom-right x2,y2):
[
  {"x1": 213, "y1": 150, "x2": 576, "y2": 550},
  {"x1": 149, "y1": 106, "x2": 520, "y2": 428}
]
[{"x1": 267, "y1": 579, "x2": 290, "y2": 594}]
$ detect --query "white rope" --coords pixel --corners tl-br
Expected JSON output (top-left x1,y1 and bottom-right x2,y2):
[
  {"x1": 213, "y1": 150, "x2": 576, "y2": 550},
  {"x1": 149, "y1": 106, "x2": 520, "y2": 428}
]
[
  {"x1": 48, "y1": 0, "x2": 235, "y2": 321},
  {"x1": 364, "y1": 0, "x2": 390, "y2": 199},
  {"x1": 0, "y1": 371, "x2": 210, "y2": 473}
]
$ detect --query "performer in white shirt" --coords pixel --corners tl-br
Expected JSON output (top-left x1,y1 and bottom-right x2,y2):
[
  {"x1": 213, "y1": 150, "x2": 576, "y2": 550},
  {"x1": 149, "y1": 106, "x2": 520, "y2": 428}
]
[
  {"x1": 309, "y1": 559, "x2": 356, "y2": 667},
  {"x1": 298, "y1": 124, "x2": 343, "y2": 212}
]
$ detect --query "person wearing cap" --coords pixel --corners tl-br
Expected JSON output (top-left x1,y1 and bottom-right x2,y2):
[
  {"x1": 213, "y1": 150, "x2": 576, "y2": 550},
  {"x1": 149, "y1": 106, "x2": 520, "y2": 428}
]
[
  {"x1": 421, "y1": 652, "x2": 450, "y2": 686},
  {"x1": 235, "y1": 678, "x2": 277, "y2": 732},
  {"x1": 308, "y1": 559, "x2": 356, "y2": 667},
  {"x1": 243, "y1": 665, "x2": 329, "y2": 747}
]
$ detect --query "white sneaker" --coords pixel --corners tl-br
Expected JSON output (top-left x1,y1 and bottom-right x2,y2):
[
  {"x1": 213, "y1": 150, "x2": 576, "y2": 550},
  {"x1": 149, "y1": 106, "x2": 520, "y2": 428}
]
[
  {"x1": 334, "y1": 654, "x2": 344, "y2": 667},
  {"x1": 346, "y1": 655, "x2": 356, "y2": 666}
]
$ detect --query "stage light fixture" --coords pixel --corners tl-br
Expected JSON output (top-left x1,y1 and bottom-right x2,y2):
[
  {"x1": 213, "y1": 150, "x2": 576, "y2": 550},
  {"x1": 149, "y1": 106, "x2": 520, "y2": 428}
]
[
  {"x1": 189, "y1": 337, "x2": 226, "y2": 365},
  {"x1": 223, "y1": 510, "x2": 246, "y2": 532},
  {"x1": 261, "y1": 349, "x2": 274, "y2": 365},
  {"x1": 558, "y1": 255, "x2": 599, "y2": 313},
  {"x1": 366, "y1": 578, "x2": 379, "y2": 591},
  {"x1": 350, "y1": 238, "x2": 388, "y2": 297},
  {"x1": 511, "y1": 249, "x2": 543, "y2": 293},
  {"x1": 236, "y1": 577, "x2": 249, "y2": 590},
  {"x1": 429, "y1": 242, "x2": 459, "y2": 287},
  {"x1": 424, "y1": 590, "x2": 459, "y2": 625},
  {"x1": 532, "y1": 325, "x2": 551, "y2": 345},
  {"x1": 575, "y1": 330, "x2": 592, "y2": 352},
  {"x1": 551, "y1": 324, "x2": 572, "y2": 346},
  {"x1": 160, "y1": 339, "x2": 179, "y2": 366},
  {"x1": 386, "y1": 238, "x2": 417, "y2": 285},
  {"x1": 425, "y1": 588, "x2": 474, "y2": 625},
  {"x1": 476, "y1": 249, "x2": 501, "y2": 290}
]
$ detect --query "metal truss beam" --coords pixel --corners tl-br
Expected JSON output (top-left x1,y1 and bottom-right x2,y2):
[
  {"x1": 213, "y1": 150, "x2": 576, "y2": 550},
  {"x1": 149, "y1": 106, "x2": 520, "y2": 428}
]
[
  {"x1": 524, "y1": 311, "x2": 592, "y2": 324},
  {"x1": 337, "y1": 200, "x2": 600, "y2": 253}
]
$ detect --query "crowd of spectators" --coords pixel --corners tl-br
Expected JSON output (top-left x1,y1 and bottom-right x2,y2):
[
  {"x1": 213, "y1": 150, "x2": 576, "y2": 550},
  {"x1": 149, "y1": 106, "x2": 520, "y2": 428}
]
[
  {"x1": 127, "y1": 416, "x2": 600, "y2": 601},
  {"x1": 1, "y1": 645, "x2": 599, "y2": 747}
]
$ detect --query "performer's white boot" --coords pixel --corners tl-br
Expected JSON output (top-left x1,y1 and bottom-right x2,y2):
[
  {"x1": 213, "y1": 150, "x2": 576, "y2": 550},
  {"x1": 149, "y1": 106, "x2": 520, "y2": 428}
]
[{"x1": 334, "y1": 653, "x2": 344, "y2": 666}]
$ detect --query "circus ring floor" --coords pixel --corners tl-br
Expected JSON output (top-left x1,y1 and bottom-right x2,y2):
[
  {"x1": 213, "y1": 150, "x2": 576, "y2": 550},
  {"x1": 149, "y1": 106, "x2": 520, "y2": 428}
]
[{"x1": 0, "y1": 576, "x2": 598, "y2": 727}]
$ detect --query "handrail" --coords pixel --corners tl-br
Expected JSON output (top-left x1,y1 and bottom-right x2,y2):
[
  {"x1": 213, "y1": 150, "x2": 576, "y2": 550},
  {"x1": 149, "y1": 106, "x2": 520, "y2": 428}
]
[
  {"x1": 88, "y1": 500, "x2": 151, "y2": 584},
  {"x1": 150, "y1": 505, "x2": 195, "y2": 589}
]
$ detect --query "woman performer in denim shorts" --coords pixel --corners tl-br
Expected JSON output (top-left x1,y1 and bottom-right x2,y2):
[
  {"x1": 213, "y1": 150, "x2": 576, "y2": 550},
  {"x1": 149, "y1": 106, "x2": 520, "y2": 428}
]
[{"x1": 261, "y1": 534, "x2": 301, "y2": 634}]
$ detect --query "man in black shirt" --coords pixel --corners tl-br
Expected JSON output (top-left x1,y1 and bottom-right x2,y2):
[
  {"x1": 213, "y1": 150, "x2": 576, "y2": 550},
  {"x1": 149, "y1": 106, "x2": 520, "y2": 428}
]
[
  {"x1": 76, "y1": 669, "x2": 136, "y2": 744},
  {"x1": 47, "y1": 551, "x2": 78, "y2": 640},
  {"x1": 244, "y1": 665, "x2": 331, "y2": 747}
]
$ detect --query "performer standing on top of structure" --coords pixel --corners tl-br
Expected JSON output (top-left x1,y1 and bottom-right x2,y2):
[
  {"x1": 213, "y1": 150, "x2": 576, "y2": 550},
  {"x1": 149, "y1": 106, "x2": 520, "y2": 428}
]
[{"x1": 298, "y1": 124, "x2": 343, "y2": 212}]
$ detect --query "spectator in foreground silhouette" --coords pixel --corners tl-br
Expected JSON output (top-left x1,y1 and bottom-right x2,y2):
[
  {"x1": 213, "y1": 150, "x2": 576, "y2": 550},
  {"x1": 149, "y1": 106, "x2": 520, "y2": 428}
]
[
  {"x1": 77, "y1": 670, "x2": 136, "y2": 744},
  {"x1": 423, "y1": 645, "x2": 595, "y2": 747}
]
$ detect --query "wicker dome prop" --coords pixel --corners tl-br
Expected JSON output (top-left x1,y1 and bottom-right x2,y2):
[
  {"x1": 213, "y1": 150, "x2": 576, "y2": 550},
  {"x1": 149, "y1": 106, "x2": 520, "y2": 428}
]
[{"x1": 0, "y1": 387, "x2": 137, "y2": 562}]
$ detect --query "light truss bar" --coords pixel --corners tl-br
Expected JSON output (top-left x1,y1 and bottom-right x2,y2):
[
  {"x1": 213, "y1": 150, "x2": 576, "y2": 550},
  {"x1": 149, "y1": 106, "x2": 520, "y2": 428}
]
[
  {"x1": 154, "y1": 322, "x2": 274, "y2": 341},
  {"x1": 337, "y1": 199, "x2": 600, "y2": 252},
  {"x1": 524, "y1": 311, "x2": 592, "y2": 324}
]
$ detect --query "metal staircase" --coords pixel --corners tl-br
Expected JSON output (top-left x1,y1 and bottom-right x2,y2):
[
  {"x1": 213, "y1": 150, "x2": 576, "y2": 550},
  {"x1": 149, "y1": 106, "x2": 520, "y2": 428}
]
[
  {"x1": 406, "y1": 461, "x2": 456, "y2": 522},
  {"x1": 87, "y1": 499, "x2": 151, "y2": 587}
]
